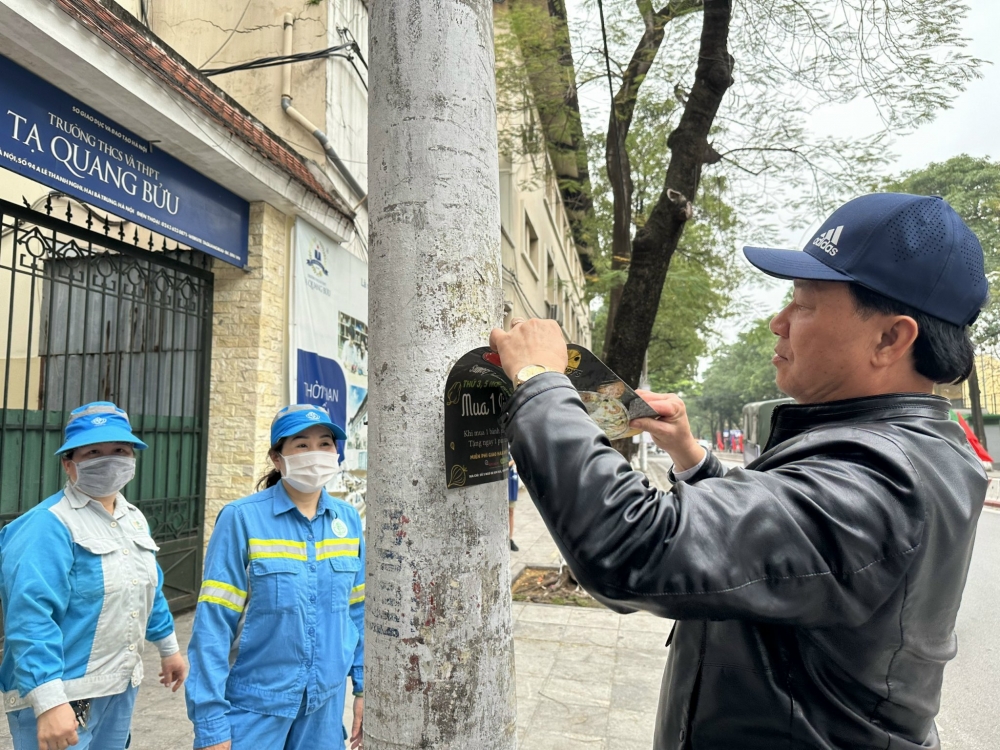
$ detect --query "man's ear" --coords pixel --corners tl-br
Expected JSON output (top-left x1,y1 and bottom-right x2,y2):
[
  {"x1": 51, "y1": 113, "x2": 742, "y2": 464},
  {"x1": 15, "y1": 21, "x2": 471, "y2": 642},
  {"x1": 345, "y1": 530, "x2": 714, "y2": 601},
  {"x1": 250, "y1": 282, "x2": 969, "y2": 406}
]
[{"x1": 873, "y1": 315, "x2": 920, "y2": 368}]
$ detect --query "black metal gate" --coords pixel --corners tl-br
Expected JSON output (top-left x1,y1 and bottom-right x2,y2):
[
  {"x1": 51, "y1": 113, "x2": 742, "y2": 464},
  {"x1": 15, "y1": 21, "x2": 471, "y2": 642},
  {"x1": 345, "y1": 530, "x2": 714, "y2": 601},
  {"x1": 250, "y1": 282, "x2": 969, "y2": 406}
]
[{"x1": 0, "y1": 196, "x2": 212, "y2": 611}]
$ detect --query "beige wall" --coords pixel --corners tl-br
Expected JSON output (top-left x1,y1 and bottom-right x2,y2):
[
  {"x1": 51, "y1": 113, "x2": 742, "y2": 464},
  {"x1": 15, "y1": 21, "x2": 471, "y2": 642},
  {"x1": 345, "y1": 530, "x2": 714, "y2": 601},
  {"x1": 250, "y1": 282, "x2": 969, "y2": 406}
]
[
  {"x1": 150, "y1": 0, "x2": 370, "y2": 260},
  {"x1": 150, "y1": 1, "x2": 330, "y2": 168},
  {"x1": 204, "y1": 201, "x2": 289, "y2": 536}
]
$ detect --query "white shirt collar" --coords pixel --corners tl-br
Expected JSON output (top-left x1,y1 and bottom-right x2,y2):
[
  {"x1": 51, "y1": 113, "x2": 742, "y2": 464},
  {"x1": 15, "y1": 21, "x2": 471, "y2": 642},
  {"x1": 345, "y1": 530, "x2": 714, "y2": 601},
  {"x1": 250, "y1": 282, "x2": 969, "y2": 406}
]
[{"x1": 63, "y1": 482, "x2": 133, "y2": 519}]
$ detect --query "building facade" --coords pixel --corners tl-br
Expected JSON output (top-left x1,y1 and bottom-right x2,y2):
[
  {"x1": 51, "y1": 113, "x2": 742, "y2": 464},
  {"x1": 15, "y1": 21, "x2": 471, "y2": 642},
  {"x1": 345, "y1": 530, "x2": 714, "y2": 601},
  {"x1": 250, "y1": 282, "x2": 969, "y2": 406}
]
[{"x1": 495, "y1": 1, "x2": 593, "y2": 348}]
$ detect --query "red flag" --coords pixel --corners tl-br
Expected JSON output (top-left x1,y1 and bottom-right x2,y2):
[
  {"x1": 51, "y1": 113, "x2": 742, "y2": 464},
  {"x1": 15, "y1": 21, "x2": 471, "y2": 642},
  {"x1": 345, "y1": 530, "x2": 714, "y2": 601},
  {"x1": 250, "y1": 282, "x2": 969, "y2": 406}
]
[{"x1": 954, "y1": 412, "x2": 993, "y2": 462}]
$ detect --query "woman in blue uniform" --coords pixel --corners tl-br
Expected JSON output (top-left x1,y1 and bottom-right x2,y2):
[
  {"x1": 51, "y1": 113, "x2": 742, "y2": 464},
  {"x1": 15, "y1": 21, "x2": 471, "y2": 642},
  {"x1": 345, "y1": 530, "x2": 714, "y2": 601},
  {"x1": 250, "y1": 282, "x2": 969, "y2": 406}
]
[
  {"x1": 186, "y1": 404, "x2": 364, "y2": 750},
  {"x1": 0, "y1": 401, "x2": 186, "y2": 750}
]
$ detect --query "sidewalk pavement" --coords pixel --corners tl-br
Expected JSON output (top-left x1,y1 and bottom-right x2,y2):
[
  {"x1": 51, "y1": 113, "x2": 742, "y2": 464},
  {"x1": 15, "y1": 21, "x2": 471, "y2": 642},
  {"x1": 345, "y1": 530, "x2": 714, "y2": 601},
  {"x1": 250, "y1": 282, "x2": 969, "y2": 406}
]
[{"x1": 0, "y1": 474, "x2": 673, "y2": 750}]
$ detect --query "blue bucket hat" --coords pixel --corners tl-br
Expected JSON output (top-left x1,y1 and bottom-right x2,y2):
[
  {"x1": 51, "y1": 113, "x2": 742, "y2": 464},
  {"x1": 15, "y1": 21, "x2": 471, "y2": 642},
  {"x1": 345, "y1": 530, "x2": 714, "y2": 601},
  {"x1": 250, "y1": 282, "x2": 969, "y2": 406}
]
[
  {"x1": 743, "y1": 193, "x2": 988, "y2": 327},
  {"x1": 271, "y1": 404, "x2": 347, "y2": 446},
  {"x1": 55, "y1": 401, "x2": 149, "y2": 456}
]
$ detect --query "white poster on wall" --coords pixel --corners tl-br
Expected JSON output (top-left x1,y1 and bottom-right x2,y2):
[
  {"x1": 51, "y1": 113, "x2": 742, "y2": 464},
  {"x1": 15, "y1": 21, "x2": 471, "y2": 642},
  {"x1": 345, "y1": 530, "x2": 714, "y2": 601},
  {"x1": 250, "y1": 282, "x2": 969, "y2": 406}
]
[{"x1": 291, "y1": 218, "x2": 368, "y2": 474}]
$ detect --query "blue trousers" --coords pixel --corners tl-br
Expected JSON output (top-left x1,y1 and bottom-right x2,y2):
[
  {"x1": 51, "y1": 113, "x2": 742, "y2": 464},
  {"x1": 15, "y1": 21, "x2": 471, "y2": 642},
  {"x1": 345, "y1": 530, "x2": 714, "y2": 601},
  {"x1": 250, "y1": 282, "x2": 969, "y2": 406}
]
[
  {"x1": 7, "y1": 685, "x2": 138, "y2": 750},
  {"x1": 229, "y1": 689, "x2": 347, "y2": 750}
]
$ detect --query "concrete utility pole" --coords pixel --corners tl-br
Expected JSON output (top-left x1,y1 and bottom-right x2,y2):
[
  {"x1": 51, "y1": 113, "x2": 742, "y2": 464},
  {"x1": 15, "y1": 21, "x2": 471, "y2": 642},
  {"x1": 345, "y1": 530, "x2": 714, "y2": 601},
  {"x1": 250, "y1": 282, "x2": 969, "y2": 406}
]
[{"x1": 367, "y1": 2, "x2": 516, "y2": 749}]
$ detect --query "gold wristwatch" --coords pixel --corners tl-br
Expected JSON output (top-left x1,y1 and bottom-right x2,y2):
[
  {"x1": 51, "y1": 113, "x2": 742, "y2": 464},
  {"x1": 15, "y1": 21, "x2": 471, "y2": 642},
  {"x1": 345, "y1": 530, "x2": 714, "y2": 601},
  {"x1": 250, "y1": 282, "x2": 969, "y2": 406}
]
[{"x1": 515, "y1": 364, "x2": 552, "y2": 388}]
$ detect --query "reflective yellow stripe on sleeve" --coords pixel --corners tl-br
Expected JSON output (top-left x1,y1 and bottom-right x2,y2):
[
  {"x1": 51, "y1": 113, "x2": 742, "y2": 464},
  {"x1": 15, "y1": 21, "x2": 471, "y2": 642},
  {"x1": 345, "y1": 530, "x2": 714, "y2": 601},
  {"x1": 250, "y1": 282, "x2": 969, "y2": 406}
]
[
  {"x1": 198, "y1": 579, "x2": 248, "y2": 613},
  {"x1": 248, "y1": 538, "x2": 308, "y2": 561},
  {"x1": 349, "y1": 582, "x2": 365, "y2": 605}
]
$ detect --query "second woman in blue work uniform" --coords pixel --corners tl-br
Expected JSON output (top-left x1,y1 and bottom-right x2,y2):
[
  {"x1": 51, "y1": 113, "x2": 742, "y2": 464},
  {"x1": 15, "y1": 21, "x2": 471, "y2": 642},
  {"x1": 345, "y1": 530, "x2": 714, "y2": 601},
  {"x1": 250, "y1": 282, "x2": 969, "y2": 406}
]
[{"x1": 185, "y1": 404, "x2": 364, "y2": 750}]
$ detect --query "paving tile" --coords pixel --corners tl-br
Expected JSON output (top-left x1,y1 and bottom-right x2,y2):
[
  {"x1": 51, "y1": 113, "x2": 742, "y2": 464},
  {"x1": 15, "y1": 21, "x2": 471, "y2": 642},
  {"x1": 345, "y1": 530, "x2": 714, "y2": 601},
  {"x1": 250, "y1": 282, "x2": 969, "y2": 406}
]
[
  {"x1": 517, "y1": 698, "x2": 541, "y2": 732},
  {"x1": 552, "y1": 654, "x2": 617, "y2": 685},
  {"x1": 541, "y1": 676, "x2": 611, "y2": 708},
  {"x1": 618, "y1": 611, "x2": 673, "y2": 632},
  {"x1": 605, "y1": 739, "x2": 656, "y2": 750},
  {"x1": 519, "y1": 730, "x2": 606, "y2": 750},
  {"x1": 554, "y1": 642, "x2": 618, "y2": 664},
  {"x1": 609, "y1": 680, "x2": 663, "y2": 714},
  {"x1": 514, "y1": 673, "x2": 548, "y2": 703},
  {"x1": 618, "y1": 627, "x2": 673, "y2": 654},
  {"x1": 564, "y1": 606, "x2": 623, "y2": 630},
  {"x1": 514, "y1": 618, "x2": 567, "y2": 642},
  {"x1": 518, "y1": 602, "x2": 575, "y2": 625},
  {"x1": 529, "y1": 693, "x2": 610, "y2": 736},
  {"x1": 561, "y1": 624, "x2": 621, "y2": 649},
  {"x1": 515, "y1": 648, "x2": 557, "y2": 678},
  {"x1": 608, "y1": 708, "x2": 659, "y2": 742}
]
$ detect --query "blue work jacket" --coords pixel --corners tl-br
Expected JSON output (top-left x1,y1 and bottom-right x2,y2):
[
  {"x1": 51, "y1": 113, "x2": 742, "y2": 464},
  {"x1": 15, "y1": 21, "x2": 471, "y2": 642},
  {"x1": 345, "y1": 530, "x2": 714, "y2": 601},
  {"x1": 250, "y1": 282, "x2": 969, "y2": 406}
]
[
  {"x1": 0, "y1": 485, "x2": 177, "y2": 716},
  {"x1": 185, "y1": 483, "x2": 365, "y2": 748}
]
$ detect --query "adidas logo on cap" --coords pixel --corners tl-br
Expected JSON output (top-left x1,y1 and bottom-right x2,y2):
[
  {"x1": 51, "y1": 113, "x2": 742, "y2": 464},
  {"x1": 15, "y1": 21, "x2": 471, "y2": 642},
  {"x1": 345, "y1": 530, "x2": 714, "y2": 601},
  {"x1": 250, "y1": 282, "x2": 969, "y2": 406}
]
[{"x1": 812, "y1": 225, "x2": 844, "y2": 256}]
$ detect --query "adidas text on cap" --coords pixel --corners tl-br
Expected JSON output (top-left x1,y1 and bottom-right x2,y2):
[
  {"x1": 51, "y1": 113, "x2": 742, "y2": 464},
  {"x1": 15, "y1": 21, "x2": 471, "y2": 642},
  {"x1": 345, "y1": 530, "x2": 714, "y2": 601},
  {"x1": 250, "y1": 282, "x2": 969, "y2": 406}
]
[{"x1": 743, "y1": 193, "x2": 988, "y2": 327}]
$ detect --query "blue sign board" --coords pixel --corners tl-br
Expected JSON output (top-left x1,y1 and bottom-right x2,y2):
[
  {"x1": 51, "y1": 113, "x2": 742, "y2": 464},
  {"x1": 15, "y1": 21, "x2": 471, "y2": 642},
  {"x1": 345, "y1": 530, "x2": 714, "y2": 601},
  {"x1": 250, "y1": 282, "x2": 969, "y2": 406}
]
[
  {"x1": 0, "y1": 55, "x2": 249, "y2": 267},
  {"x1": 296, "y1": 349, "x2": 348, "y2": 461}
]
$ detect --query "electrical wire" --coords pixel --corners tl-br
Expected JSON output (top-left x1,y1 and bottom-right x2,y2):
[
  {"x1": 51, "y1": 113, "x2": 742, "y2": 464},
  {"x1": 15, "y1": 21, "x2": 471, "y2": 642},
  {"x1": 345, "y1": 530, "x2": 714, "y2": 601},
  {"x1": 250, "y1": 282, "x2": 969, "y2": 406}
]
[
  {"x1": 346, "y1": 56, "x2": 368, "y2": 91},
  {"x1": 201, "y1": 43, "x2": 355, "y2": 77}
]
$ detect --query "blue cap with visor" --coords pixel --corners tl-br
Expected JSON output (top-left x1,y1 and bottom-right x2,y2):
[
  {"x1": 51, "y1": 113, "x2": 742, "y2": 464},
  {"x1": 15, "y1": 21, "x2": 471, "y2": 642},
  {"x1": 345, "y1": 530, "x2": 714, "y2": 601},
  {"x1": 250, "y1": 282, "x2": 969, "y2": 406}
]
[
  {"x1": 55, "y1": 401, "x2": 149, "y2": 456},
  {"x1": 743, "y1": 193, "x2": 988, "y2": 327},
  {"x1": 271, "y1": 404, "x2": 348, "y2": 446}
]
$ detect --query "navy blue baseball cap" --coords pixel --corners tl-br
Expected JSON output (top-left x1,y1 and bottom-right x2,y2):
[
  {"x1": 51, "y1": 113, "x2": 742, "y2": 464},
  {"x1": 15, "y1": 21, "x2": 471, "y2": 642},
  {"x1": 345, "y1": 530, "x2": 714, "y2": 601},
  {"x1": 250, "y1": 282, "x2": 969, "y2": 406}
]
[
  {"x1": 744, "y1": 193, "x2": 988, "y2": 326},
  {"x1": 56, "y1": 402, "x2": 148, "y2": 455},
  {"x1": 271, "y1": 404, "x2": 347, "y2": 446}
]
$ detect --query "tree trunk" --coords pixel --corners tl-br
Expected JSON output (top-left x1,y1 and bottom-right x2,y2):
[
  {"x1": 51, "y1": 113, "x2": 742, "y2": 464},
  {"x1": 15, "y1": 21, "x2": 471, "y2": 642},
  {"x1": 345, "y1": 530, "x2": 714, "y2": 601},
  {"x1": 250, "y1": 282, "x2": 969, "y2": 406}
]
[
  {"x1": 605, "y1": 0, "x2": 733, "y2": 387},
  {"x1": 601, "y1": 0, "x2": 704, "y2": 358},
  {"x1": 969, "y1": 361, "x2": 987, "y2": 449},
  {"x1": 368, "y1": 3, "x2": 516, "y2": 748}
]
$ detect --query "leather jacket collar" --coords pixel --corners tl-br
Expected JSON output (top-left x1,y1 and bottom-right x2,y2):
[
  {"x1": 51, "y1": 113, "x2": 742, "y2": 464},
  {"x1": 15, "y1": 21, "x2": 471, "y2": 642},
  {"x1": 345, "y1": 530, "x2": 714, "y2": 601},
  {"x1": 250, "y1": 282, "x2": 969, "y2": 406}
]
[{"x1": 765, "y1": 392, "x2": 950, "y2": 453}]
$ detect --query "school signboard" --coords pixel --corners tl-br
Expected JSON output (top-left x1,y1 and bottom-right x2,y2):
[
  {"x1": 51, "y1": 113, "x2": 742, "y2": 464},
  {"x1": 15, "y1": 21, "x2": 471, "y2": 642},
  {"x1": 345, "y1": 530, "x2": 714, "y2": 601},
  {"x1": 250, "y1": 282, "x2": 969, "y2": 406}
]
[{"x1": 0, "y1": 54, "x2": 249, "y2": 266}]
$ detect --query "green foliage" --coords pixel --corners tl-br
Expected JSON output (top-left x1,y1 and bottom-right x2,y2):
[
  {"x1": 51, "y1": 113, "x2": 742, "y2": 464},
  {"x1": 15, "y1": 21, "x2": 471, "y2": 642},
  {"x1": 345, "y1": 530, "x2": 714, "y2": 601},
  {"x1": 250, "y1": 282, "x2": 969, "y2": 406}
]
[
  {"x1": 882, "y1": 155, "x2": 1000, "y2": 345},
  {"x1": 696, "y1": 318, "x2": 785, "y2": 427}
]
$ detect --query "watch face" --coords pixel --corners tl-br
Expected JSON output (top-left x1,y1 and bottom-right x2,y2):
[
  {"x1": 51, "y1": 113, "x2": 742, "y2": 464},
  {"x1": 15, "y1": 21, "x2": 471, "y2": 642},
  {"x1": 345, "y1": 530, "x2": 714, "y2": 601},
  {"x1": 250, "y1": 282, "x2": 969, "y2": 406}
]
[{"x1": 517, "y1": 365, "x2": 548, "y2": 385}]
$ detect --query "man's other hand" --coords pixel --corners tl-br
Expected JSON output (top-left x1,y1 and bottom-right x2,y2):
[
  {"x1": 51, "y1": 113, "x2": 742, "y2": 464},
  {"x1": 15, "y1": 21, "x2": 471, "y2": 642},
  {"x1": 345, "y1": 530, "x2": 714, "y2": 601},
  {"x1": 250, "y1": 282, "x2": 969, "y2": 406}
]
[
  {"x1": 631, "y1": 390, "x2": 705, "y2": 472},
  {"x1": 489, "y1": 318, "x2": 568, "y2": 383}
]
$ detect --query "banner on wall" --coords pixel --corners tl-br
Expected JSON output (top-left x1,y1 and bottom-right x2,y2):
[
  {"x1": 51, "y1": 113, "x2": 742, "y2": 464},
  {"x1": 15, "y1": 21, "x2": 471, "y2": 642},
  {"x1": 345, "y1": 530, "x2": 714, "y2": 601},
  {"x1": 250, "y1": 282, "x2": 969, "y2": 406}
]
[
  {"x1": 0, "y1": 55, "x2": 249, "y2": 266},
  {"x1": 292, "y1": 219, "x2": 368, "y2": 470}
]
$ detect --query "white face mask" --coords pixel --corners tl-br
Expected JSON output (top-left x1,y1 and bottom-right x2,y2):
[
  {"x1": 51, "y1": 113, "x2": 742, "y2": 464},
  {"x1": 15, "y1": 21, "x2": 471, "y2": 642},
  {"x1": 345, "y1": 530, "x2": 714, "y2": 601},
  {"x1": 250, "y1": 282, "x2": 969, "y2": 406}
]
[
  {"x1": 280, "y1": 450, "x2": 339, "y2": 493},
  {"x1": 72, "y1": 455, "x2": 136, "y2": 498}
]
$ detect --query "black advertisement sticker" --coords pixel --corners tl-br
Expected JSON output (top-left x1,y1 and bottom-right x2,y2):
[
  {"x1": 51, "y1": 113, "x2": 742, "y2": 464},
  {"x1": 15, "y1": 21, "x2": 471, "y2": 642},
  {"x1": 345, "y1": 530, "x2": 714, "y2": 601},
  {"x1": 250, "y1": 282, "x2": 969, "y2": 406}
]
[
  {"x1": 444, "y1": 348, "x2": 511, "y2": 489},
  {"x1": 443, "y1": 344, "x2": 660, "y2": 489}
]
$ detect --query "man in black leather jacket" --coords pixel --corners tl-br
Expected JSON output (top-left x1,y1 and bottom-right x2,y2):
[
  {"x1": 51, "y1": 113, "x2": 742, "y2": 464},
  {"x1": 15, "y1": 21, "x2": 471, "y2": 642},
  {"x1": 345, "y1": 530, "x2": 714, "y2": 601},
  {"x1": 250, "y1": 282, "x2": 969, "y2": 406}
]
[{"x1": 491, "y1": 194, "x2": 989, "y2": 749}]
